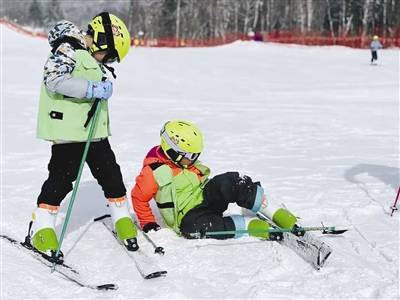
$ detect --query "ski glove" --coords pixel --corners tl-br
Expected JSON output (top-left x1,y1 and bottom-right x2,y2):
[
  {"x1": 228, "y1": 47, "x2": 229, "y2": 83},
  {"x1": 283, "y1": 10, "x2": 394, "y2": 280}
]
[
  {"x1": 143, "y1": 222, "x2": 161, "y2": 233},
  {"x1": 86, "y1": 80, "x2": 113, "y2": 100}
]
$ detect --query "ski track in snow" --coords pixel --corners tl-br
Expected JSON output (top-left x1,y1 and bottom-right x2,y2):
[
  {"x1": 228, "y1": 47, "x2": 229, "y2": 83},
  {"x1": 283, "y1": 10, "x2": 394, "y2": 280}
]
[{"x1": 1, "y1": 25, "x2": 399, "y2": 299}]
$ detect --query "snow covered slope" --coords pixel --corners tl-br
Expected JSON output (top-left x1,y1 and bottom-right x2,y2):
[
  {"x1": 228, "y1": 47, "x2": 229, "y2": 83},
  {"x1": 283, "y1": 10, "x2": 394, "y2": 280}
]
[{"x1": 1, "y1": 25, "x2": 399, "y2": 299}]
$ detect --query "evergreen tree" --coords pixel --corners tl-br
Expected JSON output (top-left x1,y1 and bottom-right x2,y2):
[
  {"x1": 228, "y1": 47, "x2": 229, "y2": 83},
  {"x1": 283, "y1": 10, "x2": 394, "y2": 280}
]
[
  {"x1": 43, "y1": 0, "x2": 64, "y2": 27},
  {"x1": 160, "y1": 0, "x2": 176, "y2": 37},
  {"x1": 29, "y1": 0, "x2": 43, "y2": 28}
]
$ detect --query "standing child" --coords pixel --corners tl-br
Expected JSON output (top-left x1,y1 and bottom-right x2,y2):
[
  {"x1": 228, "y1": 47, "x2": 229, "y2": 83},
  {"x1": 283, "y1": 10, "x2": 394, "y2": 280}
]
[
  {"x1": 370, "y1": 35, "x2": 383, "y2": 64},
  {"x1": 28, "y1": 12, "x2": 138, "y2": 263},
  {"x1": 131, "y1": 120, "x2": 303, "y2": 241}
]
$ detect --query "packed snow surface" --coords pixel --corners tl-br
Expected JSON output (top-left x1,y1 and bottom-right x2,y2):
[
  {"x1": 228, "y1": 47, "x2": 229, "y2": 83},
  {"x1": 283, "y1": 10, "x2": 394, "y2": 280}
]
[{"x1": 1, "y1": 25, "x2": 399, "y2": 299}]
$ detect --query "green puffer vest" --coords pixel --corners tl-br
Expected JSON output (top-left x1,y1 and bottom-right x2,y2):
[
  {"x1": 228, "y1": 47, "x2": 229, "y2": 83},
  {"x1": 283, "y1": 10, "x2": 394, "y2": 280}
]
[
  {"x1": 37, "y1": 50, "x2": 110, "y2": 142},
  {"x1": 152, "y1": 162, "x2": 211, "y2": 233}
]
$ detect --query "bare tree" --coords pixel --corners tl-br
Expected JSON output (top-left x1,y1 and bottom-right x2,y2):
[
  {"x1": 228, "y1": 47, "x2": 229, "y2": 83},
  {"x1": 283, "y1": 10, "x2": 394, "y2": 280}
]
[
  {"x1": 234, "y1": 1, "x2": 239, "y2": 33},
  {"x1": 382, "y1": 0, "x2": 387, "y2": 36},
  {"x1": 243, "y1": 1, "x2": 251, "y2": 33},
  {"x1": 299, "y1": 0, "x2": 306, "y2": 33},
  {"x1": 306, "y1": 0, "x2": 313, "y2": 32},
  {"x1": 362, "y1": 0, "x2": 373, "y2": 40},
  {"x1": 265, "y1": 0, "x2": 271, "y2": 32},
  {"x1": 326, "y1": 0, "x2": 335, "y2": 37},
  {"x1": 252, "y1": 0, "x2": 262, "y2": 30},
  {"x1": 176, "y1": 0, "x2": 181, "y2": 42}
]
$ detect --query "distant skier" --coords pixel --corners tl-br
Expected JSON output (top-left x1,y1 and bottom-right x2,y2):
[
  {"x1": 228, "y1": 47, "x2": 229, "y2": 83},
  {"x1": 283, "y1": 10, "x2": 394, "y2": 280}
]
[
  {"x1": 131, "y1": 120, "x2": 299, "y2": 240},
  {"x1": 28, "y1": 12, "x2": 138, "y2": 263},
  {"x1": 370, "y1": 35, "x2": 383, "y2": 64}
]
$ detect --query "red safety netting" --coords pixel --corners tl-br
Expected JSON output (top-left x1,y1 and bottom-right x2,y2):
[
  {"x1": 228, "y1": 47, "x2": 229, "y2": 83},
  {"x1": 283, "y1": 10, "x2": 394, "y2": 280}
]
[
  {"x1": 2, "y1": 19, "x2": 399, "y2": 49},
  {"x1": 265, "y1": 30, "x2": 400, "y2": 48},
  {"x1": 0, "y1": 19, "x2": 47, "y2": 39}
]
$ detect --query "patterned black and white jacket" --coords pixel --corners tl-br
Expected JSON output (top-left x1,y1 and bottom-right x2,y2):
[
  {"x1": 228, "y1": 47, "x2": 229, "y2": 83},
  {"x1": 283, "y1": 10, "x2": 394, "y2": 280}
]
[{"x1": 44, "y1": 20, "x2": 106, "y2": 99}]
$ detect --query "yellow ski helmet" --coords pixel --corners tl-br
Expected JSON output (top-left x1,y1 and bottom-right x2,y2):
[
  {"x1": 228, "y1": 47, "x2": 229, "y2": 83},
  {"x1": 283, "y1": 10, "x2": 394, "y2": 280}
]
[
  {"x1": 88, "y1": 12, "x2": 131, "y2": 63},
  {"x1": 160, "y1": 120, "x2": 203, "y2": 164},
  {"x1": 373, "y1": 35, "x2": 379, "y2": 40}
]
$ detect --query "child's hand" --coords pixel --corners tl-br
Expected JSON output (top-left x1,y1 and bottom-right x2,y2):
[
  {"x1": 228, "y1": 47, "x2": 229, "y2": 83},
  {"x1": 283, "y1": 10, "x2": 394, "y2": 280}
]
[
  {"x1": 86, "y1": 80, "x2": 113, "y2": 100},
  {"x1": 143, "y1": 222, "x2": 161, "y2": 233}
]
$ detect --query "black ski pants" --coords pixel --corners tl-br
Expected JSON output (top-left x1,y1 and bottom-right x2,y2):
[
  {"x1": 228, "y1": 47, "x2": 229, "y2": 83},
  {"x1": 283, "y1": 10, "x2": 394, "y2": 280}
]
[
  {"x1": 371, "y1": 50, "x2": 378, "y2": 62},
  {"x1": 180, "y1": 172, "x2": 260, "y2": 239},
  {"x1": 37, "y1": 138, "x2": 126, "y2": 206}
]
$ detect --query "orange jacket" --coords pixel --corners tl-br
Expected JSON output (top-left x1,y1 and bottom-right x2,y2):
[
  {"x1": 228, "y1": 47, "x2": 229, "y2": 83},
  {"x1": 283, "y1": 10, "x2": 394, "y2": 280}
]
[{"x1": 131, "y1": 145, "x2": 204, "y2": 228}]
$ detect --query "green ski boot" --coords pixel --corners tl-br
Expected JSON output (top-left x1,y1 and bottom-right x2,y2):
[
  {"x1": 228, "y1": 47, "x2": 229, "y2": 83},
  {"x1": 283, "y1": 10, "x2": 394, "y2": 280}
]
[
  {"x1": 108, "y1": 197, "x2": 139, "y2": 251},
  {"x1": 28, "y1": 206, "x2": 63, "y2": 263},
  {"x1": 247, "y1": 219, "x2": 283, "y2": 241}
]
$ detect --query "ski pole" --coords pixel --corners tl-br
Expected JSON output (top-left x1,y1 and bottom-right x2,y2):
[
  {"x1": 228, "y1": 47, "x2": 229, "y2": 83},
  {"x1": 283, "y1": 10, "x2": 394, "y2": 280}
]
[
  {"x1": 51, "y1": 98, "x2": 103, "y2": 272},
  {"x1": 390, "y1": 187, "x2": 400, "y2": 217},
  {"x1": 134, "y1": 221, "x2": 165, "y2": 255}
]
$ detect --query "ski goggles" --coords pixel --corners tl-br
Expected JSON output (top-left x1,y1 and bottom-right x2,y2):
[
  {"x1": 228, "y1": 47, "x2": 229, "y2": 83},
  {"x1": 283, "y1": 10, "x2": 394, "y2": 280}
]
[{"x1": 160, "y1": 129, "x2": 200, "y2": 163}]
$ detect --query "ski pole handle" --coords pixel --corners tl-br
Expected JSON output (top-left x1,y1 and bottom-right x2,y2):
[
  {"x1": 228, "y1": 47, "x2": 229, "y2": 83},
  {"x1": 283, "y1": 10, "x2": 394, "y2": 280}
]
[
  {"x1": 94, "y1": 214, "x2": 111, "y2": 222},
  {"x1": 135, "y1": 221, "x2": 165, "y2": 255}
]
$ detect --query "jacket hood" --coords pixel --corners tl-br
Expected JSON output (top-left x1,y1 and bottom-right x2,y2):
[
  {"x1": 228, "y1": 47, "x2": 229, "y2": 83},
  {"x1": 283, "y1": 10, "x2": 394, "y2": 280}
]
[
  {"x1": 142, "y1": 146, "x2": 171, "y2": 167},
  {"x1": 142, "y1": 146, "x2": 205, "y2": 175},
  {"x1": 48, "y1": 20, "x2": 86, "y2": 48}
]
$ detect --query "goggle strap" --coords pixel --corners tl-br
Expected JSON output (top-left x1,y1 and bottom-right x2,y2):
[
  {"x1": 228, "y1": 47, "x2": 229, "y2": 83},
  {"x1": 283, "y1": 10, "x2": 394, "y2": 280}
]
[
  {"x1": 97, "y1": 12, "x2": 119, "y2": 63},
  {"x1": 166, "y1": 149, "x2": 182, "y2": 163}
]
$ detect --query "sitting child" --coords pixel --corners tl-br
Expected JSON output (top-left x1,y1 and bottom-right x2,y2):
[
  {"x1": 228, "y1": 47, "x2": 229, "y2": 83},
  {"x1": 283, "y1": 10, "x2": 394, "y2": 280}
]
[{"x1": 130, "y1": 120, "x2": 298, "y2": 240}]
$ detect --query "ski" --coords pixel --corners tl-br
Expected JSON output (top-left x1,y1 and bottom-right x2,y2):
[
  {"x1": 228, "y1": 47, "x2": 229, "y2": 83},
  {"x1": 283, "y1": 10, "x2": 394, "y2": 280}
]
[
  {"x1": 190, "y1": 225, "x2": 348, "y2": 239},
  {"x1": 0, "y1": 234, "x2": 118, "y2": 290},
  {"x1": 257, "y1": 212, "x2": 333, "y2": 270},
  {"x1": 280, "y1": 231, "x2": 331, "y2": 270},
  {"x1": 186, "y1": 213, "x2": 346, "y2": 270},
  {"x1": 94, "y1": 215, "x2": 167, "y2": 279}
]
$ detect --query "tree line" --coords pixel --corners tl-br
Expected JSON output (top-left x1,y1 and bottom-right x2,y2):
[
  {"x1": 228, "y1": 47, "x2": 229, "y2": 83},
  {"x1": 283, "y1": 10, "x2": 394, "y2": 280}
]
[{"x1": 2, "y1": 0, "x2": 399, "y2": 40}]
